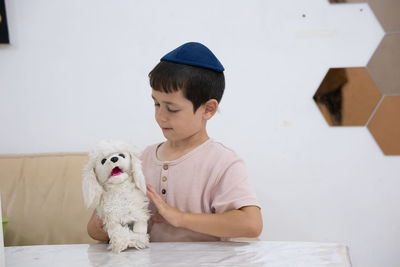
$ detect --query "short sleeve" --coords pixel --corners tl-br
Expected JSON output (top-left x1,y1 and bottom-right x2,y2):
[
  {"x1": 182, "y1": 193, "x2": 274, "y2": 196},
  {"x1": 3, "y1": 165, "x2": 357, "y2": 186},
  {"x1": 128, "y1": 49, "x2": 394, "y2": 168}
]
[
  {"x1": 211, "y1": 159, "x2": 260, "y2": 214},
  {"x1": 139, "y1": 145, "x2": 150, "y2": 162}
]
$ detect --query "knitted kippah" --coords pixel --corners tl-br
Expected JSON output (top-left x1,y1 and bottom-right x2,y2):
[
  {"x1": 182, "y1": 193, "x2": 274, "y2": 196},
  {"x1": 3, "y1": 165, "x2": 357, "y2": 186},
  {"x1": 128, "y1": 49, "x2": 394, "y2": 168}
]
[{"x1": 160, "y1": 42, "x2": 224, "y2": 72}]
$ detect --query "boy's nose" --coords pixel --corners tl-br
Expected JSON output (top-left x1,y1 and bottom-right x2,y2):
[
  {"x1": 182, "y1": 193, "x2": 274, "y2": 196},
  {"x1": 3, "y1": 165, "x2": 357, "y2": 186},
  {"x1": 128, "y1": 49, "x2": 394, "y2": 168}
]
[
  {"x1": 156, "y1": 109, "x2": 168, "y2": 122},
  {"x1": 110, "y1": 157, "x2": 118, "y2": 163}
]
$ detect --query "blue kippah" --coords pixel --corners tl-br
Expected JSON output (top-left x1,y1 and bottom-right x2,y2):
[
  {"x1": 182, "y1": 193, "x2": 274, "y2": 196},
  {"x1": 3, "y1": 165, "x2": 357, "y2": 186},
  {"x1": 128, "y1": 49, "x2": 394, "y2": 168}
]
[{"x1": 160, "y1": 42, "x2": 224, "y2": 72}]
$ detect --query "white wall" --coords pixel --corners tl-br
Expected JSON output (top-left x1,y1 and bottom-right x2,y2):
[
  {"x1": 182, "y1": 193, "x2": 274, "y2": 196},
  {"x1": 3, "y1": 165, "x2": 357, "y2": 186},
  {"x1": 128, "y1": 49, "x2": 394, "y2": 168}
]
[{"x1": 1, "y1": 0, "x2": 399, "y2": 266}]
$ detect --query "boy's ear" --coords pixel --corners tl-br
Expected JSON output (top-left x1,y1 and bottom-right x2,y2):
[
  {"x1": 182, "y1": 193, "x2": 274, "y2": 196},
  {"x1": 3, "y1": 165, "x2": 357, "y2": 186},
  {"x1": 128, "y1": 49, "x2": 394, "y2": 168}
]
[{"x1": 203, "y1": 99, "x2": 218, "y2": 120}]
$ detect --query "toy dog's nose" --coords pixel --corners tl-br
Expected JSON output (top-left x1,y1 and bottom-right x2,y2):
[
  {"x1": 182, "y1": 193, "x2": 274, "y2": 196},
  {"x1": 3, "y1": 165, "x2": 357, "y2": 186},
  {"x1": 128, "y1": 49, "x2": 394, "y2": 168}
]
[{"x1": 110, "y1": 157, "x2": 118, "y2": 163}]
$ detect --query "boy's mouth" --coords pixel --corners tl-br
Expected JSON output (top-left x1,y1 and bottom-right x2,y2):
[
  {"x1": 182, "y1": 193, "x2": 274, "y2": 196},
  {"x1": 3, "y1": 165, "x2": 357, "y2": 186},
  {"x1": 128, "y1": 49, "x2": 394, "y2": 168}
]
[{"x1": 110, "y1": 167, "x2": 123, "y2": 177}]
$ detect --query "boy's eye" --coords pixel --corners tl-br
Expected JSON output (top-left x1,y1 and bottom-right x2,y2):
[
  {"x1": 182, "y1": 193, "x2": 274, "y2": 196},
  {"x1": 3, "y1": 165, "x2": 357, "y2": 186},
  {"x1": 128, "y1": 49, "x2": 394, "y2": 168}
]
[
  {"x1": 167, "y1": 107, "x2": 179, "y2": 113},
  {"x1": 101, "y1": 158, "x2": 107, "y2": 165},
  {"x1": 119, "y1": 153, "x2": 125, "y2": 158}
]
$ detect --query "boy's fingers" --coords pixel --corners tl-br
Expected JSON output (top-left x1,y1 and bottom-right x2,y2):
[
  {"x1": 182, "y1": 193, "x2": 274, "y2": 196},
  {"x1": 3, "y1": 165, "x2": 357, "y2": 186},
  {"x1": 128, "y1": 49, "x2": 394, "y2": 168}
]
[
  {"x1": 93, "y1": 212, "x2": 105, "y2": 227},
  {"x1": 147, "y1": 185, "x2": 162, "y2": 200},
  {"x1": 146, "y1": 184, "x2": 155, "y2": 192},
  {"x1": 147, "y1": 193, "x2": 158, "y2": 206},
  {"x1": 146, "y1": 186, "x2": 166, "y2": 210},
  {"x1": 147, "y1": 185, "x2": 160, "y2": 200}
]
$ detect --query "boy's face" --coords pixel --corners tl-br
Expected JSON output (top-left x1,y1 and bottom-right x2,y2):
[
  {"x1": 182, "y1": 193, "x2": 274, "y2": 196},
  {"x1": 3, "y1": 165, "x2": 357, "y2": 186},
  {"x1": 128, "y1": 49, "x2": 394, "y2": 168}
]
[{"x1": 151, "y1": 89, "x2": 206, "y2": 142}]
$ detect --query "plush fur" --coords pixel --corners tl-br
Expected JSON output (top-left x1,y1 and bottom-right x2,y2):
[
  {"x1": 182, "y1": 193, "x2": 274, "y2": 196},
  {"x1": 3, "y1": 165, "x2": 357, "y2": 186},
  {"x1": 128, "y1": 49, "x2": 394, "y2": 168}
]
[{"x1": 82, "y1": 140, "x2": 150, "y2": 253}]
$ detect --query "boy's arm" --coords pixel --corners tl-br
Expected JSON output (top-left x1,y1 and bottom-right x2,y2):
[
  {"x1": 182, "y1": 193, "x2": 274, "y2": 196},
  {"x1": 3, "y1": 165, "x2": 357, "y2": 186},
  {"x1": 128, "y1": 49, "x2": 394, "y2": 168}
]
[
  {"x1": 147, "y1": 185, "x2": 263, "y2": 238},
  {"x1": 87, "y1": 211, "x2": 110, "y2": 242}
]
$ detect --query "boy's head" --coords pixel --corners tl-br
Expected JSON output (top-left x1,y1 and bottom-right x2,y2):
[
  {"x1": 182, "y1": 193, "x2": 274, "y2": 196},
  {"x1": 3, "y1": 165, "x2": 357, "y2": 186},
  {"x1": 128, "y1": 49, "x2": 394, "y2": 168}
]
[{"x1": 149, "y1": 42, "x2": 225, "y2": 112}]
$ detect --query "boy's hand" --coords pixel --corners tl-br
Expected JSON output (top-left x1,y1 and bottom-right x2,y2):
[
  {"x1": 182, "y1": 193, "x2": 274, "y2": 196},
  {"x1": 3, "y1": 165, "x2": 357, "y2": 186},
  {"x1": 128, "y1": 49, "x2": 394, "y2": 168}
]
[
  {"x1": 87, "y1": 211, "x2": 109, "y2": 242},
  {"x1": 146, "y1": 184, "x2": 184, "y2": 228},
  {"x1": 146, "y1": 185, "x2": 263, "y2": 239},
  {"x1": 93, "y1": 212, "x2": 105, "y2": 230}
]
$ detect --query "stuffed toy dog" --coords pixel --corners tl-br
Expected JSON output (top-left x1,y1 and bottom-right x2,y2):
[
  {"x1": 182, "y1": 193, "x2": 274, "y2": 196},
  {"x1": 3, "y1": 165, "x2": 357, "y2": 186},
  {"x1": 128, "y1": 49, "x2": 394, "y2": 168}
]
[{"x1": 82, "y1": 140, "x2": 150, "y2": 253}]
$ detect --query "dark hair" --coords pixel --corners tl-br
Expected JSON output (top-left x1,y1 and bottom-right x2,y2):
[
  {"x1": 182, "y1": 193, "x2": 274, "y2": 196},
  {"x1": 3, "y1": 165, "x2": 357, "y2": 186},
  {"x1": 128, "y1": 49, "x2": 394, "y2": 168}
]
[{"x1": 148, "y1": 61, "x2": 225, "y2": 112}]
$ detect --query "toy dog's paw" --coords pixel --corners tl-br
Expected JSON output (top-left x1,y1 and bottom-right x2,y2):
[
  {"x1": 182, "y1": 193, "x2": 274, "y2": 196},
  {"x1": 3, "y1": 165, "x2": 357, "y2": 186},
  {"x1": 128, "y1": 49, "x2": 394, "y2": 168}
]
[
  {"x1": 108, "y1": 231, "x2": 130, "y2": 253},
  {"x1": 129, "y1": 233, "x2": 149, "y2": 250},
  {"x1": 109, "y1": 239, "x2": 129, "y2": 253}
]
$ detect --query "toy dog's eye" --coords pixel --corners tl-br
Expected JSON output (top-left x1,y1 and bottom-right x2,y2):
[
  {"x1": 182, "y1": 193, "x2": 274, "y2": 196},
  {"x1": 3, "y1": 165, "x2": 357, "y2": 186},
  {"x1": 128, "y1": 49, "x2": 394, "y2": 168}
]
[
  {"x1": 119, "y1": 153, "x2": 125, "y2": 158},
  {"x1": 101, "y1": 158, "x2": 107, "y2": 165}
]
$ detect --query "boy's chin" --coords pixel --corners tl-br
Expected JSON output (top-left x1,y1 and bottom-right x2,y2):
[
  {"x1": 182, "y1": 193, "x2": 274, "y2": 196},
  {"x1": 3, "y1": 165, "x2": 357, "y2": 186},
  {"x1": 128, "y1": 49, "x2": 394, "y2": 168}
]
[
  {"x1": 161, "y1": 129, "x2": 174, "y2": 138},
  {"x1": 161, "y1": 128, "x2": 173, "y2": 133},
  {"x1": 162, "y1": 133, "x2": 173, "y2": 140}
]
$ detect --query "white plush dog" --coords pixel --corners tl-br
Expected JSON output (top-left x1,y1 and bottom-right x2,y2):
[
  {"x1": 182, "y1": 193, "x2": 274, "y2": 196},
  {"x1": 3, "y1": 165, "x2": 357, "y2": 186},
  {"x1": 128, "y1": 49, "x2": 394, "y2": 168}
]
[{"x1": 82, "y1": 140, "x2": 150, "y2": 253}]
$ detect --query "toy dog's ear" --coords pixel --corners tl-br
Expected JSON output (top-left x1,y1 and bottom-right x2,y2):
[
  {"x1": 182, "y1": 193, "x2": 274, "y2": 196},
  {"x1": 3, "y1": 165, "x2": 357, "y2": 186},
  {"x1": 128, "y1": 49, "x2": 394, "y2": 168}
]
[
  {"x1": 82, "y1": 162, "x2": 103, "y2": 209},
  {"x1": 130, "y1": 152, "x2": 146, "y2": 194}
]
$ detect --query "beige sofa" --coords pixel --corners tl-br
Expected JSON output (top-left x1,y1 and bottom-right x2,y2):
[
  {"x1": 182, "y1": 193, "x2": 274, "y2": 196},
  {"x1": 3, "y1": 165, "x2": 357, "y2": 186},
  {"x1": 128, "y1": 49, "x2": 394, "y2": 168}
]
[{"x1": 0, "y1": 153, "x2": 95, "y2": 246}]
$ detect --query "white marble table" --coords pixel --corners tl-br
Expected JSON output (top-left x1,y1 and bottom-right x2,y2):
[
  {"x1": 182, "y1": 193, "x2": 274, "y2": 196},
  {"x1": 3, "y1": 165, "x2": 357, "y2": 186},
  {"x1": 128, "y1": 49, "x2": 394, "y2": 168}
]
[{"x1": 5, "y1": 241, "x2": 352, "y2": 267}]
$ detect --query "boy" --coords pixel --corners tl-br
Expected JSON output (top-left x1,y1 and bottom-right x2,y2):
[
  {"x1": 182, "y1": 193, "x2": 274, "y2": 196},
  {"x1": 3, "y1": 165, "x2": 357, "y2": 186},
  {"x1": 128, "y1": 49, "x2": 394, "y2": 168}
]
[{"x1": 87, "y1": 42, "x2": 262, "y2": 242}]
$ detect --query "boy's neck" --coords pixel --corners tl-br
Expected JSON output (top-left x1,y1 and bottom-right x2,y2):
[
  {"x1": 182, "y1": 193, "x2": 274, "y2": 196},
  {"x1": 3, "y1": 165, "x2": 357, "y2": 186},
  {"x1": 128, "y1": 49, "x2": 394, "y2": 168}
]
[{"x1": 159, "y1": 131, "x2": 209, "y2": 161}]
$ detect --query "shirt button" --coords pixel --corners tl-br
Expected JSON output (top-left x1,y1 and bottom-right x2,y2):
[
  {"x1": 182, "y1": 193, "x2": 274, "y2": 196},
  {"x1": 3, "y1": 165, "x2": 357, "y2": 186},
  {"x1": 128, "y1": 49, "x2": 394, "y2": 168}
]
[
  {"x1": 162, "y1": 176, "x2": 167, "y2": 182},
  {"x1": 163, "y1": 164, "x2": 168, "y2": 170},
  {"x1": 161, "y1": 189, "x2": 166, "y2": 194}
]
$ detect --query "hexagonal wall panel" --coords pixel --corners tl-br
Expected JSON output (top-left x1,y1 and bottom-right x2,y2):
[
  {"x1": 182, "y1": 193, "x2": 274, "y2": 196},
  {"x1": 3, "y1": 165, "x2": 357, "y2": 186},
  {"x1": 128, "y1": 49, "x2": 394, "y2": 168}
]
[
  {"x1": 367, "y1": 96, "x2": 400, "y2": 155},
  {"x1": 314, "y1": 67, "x2": 382, "y2": 126},
  {"x1": 367, "y1": 34, "x2": 400, "y2": 96},
  {"x1": 368, "y1": 0, "x2": 400, "y2": 33}
]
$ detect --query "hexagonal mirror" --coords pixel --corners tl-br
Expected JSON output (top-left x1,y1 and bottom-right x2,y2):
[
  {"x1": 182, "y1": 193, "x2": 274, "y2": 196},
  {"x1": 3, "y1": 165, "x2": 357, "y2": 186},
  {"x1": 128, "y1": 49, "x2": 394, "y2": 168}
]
[
  {"x1": 368, "y1": 0, "x2": 400, "y2": 33},
  {"x1": 328, "y1": 0, "x2": 365, "y2": 3},
  {"x1": 367, "y1": 34, "x2": 400, "y2": 96},
  {"x1": 367, "y1": 96, "x2": 400, "y2": 155},
  {"x1": 313, "y1": 67, "x2": 382, "y2": 126}
]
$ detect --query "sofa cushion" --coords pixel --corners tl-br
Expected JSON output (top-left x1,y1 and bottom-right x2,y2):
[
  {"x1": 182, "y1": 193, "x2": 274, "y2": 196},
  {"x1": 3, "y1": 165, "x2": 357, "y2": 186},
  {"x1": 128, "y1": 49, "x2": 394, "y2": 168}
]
[{"x1": 0, "y1": 153, "x2": 95, "y2": 246}]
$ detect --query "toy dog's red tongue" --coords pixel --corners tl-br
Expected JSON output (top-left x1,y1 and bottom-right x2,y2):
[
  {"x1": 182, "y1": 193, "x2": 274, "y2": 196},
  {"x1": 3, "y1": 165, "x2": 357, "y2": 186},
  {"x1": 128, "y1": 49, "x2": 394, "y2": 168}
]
[{"x1": 111, "y1": 167, "x2": 123, "y2": 177}]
